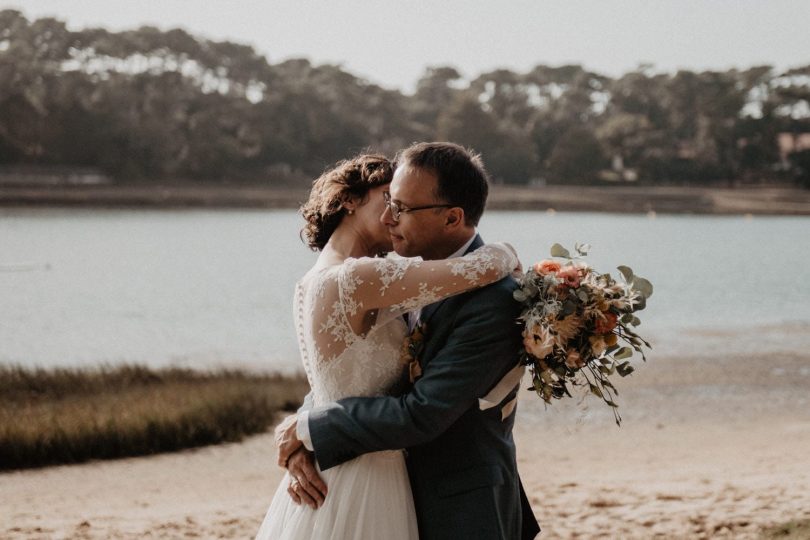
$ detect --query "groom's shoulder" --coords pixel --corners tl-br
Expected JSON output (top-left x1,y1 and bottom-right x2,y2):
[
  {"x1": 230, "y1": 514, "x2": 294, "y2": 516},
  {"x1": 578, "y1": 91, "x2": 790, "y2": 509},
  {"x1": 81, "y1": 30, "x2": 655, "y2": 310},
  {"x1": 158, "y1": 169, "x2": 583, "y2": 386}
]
[
  {"x1": 445, "y1": 278, "x2": 521, "y2": 342},
  {"x1": 460, "y1": 275, "x2": 520, "y2": 314},
  {"x1": 456, "y1": 237, "x2": 520, "y2": 310}
]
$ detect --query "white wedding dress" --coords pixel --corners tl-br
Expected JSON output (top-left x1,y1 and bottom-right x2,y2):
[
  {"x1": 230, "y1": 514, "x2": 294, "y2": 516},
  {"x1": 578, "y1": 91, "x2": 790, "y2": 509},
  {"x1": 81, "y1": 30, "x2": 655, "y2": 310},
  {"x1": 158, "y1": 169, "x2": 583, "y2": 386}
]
[{"x1": 256, "y1": 243, "x2": 517, "y2": 540}]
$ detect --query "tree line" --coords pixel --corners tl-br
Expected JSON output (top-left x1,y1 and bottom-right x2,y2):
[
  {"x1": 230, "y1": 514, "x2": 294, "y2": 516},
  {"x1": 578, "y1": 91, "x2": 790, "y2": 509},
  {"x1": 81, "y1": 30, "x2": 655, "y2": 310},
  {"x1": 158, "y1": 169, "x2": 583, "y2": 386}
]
[{"x1": 1, "y1": 10, "x2": 809, "y2": 187}]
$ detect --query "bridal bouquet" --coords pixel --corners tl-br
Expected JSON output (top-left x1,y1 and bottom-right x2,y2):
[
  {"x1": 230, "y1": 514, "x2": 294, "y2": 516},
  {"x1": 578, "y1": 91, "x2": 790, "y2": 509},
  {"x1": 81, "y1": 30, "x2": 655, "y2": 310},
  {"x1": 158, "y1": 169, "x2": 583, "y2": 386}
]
[{"x1": 514, "y1": 242, "x2": 653, "y2": 425}]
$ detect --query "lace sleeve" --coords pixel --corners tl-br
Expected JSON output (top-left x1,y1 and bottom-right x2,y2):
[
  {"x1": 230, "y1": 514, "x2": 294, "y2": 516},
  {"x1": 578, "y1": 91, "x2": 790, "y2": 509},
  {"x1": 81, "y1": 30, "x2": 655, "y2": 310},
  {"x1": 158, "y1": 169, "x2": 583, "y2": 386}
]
[{"x1": 337, "y1": 243, "x2": 518, "y2": 325}]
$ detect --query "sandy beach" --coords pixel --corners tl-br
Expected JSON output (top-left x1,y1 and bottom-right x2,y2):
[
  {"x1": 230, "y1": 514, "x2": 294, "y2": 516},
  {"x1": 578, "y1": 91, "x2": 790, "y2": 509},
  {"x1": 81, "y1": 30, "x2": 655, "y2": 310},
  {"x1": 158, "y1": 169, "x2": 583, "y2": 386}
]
[{"x1": 3, "y1": 351, "x2": 810, "y2": 539}]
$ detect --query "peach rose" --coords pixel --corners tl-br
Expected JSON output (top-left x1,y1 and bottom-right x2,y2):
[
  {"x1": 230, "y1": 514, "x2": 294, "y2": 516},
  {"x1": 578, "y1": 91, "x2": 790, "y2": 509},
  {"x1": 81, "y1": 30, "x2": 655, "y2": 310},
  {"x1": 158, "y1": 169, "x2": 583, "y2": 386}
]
[
  {"x1": 565, "y1": 349, "x2": 585, "y2": 369},
  {"x1": 556, "y1": 265, "x2": 582, "y2": 288},
  {"x1": 595, "y1": 312, "x2": 618, "y2": 334},
  {"x1": 533, "y1": 259, "x2": 561, "y2": 275},
  {"x1": 604, "y1": 333, "x2": 619, "y2": 347},
  {"x1": 523, "y1": 326, "x2": 554, "y2": 359},
  {"x1": 589, "y1": 335, "x2": 607, "y2": 356}
]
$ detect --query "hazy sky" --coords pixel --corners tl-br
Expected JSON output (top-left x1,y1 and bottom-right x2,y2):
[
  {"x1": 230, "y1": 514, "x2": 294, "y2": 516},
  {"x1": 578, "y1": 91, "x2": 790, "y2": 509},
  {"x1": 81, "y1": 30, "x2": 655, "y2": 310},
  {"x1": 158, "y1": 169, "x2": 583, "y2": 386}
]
[{"x1": 5, "y1": 0, "x2": 810, "y2": 91}]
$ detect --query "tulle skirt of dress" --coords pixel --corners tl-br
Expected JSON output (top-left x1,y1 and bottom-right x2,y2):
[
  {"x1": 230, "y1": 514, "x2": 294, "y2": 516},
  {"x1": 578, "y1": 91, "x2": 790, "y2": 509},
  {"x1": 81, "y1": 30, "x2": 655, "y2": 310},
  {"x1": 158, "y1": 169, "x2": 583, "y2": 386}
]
[{"x1": 255, "y1": 449, "x2": 418, "y2": 540}]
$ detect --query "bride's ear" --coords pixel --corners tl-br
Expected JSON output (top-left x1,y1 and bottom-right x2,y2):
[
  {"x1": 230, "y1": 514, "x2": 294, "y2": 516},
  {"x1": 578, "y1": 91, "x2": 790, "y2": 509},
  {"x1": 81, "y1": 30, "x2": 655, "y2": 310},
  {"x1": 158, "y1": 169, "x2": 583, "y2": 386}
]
[{"x1": 342, "y1": 197, "x2": 359, "y2": 215}]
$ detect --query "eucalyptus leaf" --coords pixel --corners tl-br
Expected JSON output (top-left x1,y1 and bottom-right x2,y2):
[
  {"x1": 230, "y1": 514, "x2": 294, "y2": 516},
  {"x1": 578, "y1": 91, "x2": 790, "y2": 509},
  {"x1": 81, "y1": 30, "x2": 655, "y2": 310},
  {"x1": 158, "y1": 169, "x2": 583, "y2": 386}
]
[
  {"x1": 623, "y1": 326, "x2": 640, "y2": 338},
  {"x1": 631, "y1": 316, "x2": 641, "y2": 326},
  {"x1": 575, "y1": 242, "x2": 591, "y2": 256},
  {"x1": 614, "y1": 347, "x2": 633, "y2": 360},
  {"x1": 560, "y1": 300, "x2": 576, "y2": 317},
  {"x1": 632, "y1": 276, "x2": 654, "y2": 298},
  {"x1": 589, "y1": 384, "x2": 603, "y2": 398},
  {"x1": 617, "y1": 362, "x2": 635, "y2": 377},
  {"x1": 617, "y1": 265, "x2": 634, "y2": 282},
  {"x1": 513, "y1": 290, "x2": 528, "y2": 302},
  {"x1": 621, "y1": 313, "x2": 634, "y2": 324},
  {"x1": 550, "y1": 243, "x2": 571, "y2": 258}
]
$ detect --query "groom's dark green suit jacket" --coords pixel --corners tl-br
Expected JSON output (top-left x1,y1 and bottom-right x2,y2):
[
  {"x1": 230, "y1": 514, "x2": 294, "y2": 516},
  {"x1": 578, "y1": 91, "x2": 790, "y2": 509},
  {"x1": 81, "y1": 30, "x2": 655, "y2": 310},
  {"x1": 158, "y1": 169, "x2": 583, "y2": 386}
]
[{"x1": 307, "y1": 235, "x2": 540, "y2": 540}]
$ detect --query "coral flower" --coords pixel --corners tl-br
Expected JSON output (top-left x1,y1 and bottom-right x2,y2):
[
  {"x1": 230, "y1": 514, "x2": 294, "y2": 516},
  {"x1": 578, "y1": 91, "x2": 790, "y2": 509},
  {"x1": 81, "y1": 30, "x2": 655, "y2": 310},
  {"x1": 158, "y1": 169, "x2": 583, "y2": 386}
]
[
  {"x1": 533, "y1": 259, "x2": 561, "y2": 275},
  {"x1": 595, "y1": 312, "x2": 618, "y2": 334},
  {"x1": 556, "y1": 265, "x2": 582, "y2": 288}
]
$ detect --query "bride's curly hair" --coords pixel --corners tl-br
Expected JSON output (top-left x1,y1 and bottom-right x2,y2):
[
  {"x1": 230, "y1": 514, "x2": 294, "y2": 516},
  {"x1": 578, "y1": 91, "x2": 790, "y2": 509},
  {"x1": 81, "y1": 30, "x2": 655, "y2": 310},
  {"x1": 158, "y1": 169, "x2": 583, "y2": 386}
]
[{"x1": 300, "y1": 154, "x2": 393, "y2": 251}]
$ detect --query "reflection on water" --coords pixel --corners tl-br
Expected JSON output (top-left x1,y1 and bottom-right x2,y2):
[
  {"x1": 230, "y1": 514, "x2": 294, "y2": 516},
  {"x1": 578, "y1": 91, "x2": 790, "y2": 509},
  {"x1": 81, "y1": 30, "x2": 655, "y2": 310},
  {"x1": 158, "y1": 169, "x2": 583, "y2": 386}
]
[{"x1": 1, "y1": 208, "x2": 809, "y2": 371}]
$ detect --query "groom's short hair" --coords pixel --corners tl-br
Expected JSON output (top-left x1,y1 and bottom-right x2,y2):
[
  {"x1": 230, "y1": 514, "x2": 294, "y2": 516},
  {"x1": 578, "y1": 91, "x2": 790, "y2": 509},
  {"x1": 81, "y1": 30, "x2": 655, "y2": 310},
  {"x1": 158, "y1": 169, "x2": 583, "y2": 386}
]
[{"x1": 396, "y1": 142, "x2": 489, "y2": 226}]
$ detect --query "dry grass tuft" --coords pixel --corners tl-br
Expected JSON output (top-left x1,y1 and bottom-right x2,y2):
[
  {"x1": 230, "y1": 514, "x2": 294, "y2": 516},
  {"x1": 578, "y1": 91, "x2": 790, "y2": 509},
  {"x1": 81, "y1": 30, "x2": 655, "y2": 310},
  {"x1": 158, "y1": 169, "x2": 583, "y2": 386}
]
[
  {"x1": 760, "y1": 519, "x2": 810, "y2": 539},
  {"x1": 0, "y1": 364, "x2": 309, "y2": 470}
]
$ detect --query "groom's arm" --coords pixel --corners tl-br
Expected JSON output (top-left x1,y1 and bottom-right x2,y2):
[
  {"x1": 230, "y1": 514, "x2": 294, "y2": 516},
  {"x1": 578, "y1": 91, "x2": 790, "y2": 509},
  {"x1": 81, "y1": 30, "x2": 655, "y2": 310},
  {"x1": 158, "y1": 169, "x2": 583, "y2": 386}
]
[
  {"x1": 273, "y1": 390, "x2": 315, "y2": 465},
  {"x1": 298, "y1": 391, "x2": 314, "y2": 413},
  {"x1": 295, "y1": 391, "x2": 314, "y2": 448},
  {"x1": 308, "y1": 280, "x2": 522, "y2": 471}
]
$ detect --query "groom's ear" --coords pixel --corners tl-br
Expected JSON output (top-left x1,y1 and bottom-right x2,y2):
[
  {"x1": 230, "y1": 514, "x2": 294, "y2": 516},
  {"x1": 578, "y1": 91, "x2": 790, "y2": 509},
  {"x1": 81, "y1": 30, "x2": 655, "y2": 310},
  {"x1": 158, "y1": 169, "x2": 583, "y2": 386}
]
[{"x1": 444, "y1": 207, "x2": 465, "y2": 228}]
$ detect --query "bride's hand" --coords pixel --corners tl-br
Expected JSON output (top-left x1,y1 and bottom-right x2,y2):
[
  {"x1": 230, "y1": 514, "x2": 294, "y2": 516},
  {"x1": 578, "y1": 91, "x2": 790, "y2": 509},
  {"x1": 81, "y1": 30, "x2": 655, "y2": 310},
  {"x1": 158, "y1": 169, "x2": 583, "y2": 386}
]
[
  {"x1": 274, "y1": 414, "x2": 304, "y2": 467},
  {"x1": 500, "y1": 242, "x2": 523, "y2": 278},
  {"x1": 286, "y1": 447, "x2": 328, "y2": 509}
]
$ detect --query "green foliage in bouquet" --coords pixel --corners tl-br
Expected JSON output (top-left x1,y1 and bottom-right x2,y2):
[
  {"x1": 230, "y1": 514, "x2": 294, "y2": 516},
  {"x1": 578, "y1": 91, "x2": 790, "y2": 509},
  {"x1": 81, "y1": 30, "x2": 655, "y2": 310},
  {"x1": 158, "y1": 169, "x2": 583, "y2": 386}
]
[{"x1": 514, "y1": 242, "x2": 653, "y2": 425}]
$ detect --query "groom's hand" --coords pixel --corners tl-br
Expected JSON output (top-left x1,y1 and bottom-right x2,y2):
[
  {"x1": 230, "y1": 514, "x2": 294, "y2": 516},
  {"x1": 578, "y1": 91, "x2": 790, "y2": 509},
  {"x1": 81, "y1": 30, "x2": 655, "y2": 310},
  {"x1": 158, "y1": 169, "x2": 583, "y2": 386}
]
[
  {"x1": 274, "y1": 414, "x2": 303, "y2": 467},
  {"x1": 286, "y1": 447, "x2": 327, "y2": 509}
]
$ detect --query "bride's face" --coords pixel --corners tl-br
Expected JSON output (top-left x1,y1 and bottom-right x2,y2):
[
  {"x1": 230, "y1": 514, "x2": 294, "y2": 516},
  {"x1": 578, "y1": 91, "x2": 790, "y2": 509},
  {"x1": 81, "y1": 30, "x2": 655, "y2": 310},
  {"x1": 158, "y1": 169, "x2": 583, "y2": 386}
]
[{"x1": 355, "y1": 184, "x2": 394, "y2": 254}]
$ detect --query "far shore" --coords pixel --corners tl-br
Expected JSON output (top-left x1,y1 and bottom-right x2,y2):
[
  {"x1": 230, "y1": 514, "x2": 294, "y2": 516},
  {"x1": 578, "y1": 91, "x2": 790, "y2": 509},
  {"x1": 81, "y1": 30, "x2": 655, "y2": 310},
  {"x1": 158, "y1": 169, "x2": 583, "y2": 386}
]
[{"x1": 2, "y1": 183, "x2": 810, "y2": 215}]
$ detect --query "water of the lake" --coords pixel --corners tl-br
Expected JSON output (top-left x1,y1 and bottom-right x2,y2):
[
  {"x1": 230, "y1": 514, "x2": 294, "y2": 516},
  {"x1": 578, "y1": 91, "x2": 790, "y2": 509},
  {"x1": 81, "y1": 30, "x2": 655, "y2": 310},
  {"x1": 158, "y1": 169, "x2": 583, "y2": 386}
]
[{"x1": 2, "y1": 208, "x2": 809, "y2": 373}]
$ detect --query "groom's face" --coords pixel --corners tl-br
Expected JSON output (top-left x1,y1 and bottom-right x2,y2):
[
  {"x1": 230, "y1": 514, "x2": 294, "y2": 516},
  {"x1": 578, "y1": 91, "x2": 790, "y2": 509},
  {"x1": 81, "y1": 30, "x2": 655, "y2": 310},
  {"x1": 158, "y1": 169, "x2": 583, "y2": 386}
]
[{"x1": 381, "y1": 164, "x2": 449, "y2": 260}]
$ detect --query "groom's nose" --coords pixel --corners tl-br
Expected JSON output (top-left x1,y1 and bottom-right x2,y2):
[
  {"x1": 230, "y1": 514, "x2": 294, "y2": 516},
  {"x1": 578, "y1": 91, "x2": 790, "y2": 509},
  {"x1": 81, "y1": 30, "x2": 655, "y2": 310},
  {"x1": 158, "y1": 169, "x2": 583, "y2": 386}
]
[{"x1": 381, "y1": 205, "x2": 396, "y2": 226}]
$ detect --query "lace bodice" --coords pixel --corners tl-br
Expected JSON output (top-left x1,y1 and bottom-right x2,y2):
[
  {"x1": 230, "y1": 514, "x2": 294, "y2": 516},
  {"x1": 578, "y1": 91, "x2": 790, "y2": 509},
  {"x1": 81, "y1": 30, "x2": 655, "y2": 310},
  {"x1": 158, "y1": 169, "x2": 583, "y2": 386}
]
[{"x1": 293, "y1": 243, "x2": 518, "y2": 405}]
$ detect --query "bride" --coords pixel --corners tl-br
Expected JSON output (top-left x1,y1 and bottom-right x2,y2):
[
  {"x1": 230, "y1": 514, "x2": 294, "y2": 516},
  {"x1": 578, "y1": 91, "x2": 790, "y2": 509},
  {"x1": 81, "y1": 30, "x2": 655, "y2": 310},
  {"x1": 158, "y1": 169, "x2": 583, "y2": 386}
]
[{"x1": 256, "y1": 153, "x2": 519, "y2": 540}]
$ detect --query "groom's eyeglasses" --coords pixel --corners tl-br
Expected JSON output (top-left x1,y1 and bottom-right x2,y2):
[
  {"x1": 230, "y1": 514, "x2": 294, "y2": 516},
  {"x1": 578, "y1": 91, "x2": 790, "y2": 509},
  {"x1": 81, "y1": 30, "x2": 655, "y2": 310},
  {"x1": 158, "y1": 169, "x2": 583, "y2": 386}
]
[{"x1": 383, "y1": 191, "x2": 455, "y2": 223}]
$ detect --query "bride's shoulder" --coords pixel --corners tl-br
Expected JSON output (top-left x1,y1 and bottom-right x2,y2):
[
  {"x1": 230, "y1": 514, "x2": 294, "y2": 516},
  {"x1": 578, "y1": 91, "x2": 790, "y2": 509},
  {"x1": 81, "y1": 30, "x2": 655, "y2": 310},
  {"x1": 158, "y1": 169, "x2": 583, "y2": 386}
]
[
  {"x1": 347, "y1": 253, "x2": 422, "y2": 269},
  {"x1": 341, "y1": 254, "x2": 425, "y2": 280},
  {"x1": 303, "y1": 255, "x2": 422, "y2": 294},
  {"x1": 300, "y1": 258, "x2": 372, "y2": 287}
]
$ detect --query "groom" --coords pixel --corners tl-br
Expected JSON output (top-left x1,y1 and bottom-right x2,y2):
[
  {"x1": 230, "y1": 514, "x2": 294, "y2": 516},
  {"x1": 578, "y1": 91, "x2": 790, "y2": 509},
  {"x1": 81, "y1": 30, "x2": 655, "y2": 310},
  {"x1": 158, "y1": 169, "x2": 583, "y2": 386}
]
[{"x1": 276, "y1": 142, "x2": 540, "y2": 539}]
